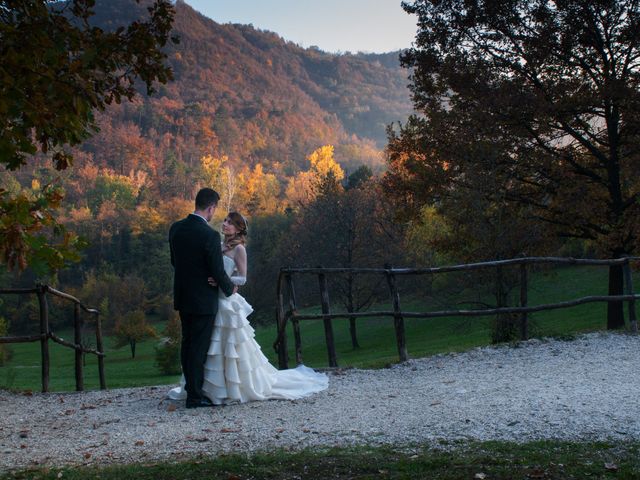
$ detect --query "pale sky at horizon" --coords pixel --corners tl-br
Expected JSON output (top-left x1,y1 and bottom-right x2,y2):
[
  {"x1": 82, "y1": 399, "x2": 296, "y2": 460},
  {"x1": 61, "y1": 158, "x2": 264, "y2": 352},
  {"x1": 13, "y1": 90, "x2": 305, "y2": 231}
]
[{"x1": 184, "y1": 0, "x2": 418, "y2": 54}]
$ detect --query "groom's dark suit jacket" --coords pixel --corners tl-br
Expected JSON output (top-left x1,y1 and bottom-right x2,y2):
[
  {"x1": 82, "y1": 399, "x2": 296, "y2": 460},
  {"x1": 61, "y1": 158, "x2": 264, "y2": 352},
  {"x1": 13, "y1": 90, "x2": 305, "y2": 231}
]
[{"x1": 169, "y1": 214, "x2": 234, "y2": 314}]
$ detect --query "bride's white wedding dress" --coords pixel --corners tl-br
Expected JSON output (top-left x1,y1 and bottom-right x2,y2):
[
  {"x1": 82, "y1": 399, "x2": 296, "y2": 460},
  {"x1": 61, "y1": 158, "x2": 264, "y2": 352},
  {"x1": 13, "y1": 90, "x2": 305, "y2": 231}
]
[{"x1": 168, "y1": 255, "x2": 328, "y2": 404}]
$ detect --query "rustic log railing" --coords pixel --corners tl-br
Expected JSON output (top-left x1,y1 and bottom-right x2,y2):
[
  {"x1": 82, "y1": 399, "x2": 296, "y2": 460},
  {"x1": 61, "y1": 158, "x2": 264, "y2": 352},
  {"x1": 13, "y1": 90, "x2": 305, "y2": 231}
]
[
  {"x1": 273, "y1": 257, "x2": 639, "y2": 369},
  {"x1": 0, "y1": 284, "x2": 105, "y2": 392}
]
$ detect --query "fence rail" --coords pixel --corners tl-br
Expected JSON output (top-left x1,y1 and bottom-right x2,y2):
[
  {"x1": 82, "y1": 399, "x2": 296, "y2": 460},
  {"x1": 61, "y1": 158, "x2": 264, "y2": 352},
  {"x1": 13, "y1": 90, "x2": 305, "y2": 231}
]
[
  {"x1": 0, "y1": 284, "x2": 105, "y2": 392},
  {"x1": 273, "y1": 256, "x2": 639, "y2": 369}
]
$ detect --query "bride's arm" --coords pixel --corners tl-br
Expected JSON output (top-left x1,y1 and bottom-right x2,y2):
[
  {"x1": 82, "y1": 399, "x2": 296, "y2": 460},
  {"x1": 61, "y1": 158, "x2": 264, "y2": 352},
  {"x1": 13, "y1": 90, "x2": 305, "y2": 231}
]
[{"x1": 230, "y1": 245, "x2": 247, "y2": 286}]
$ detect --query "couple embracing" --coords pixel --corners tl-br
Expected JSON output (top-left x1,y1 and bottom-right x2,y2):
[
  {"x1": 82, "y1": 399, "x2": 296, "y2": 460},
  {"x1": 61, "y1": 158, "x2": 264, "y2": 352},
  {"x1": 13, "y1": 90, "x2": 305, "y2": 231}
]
[{"x1": 168, "y1": 188, "x2": 328, "y2": 408}]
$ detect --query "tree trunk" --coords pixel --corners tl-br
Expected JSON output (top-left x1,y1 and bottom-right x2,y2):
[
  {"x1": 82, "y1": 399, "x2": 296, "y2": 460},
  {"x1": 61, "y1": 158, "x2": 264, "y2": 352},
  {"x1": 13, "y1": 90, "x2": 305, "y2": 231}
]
[
  {"x1": 349, "y1": 317, "x2": 359, "y2": 349},
  {"x1": 130, "y1": 339, "x2": 136, "y2": 359},
  {"x1": 607, "y1": 264, "x2": 625, "y2": 330},
  {"x1": 347, "y1": 275, "x2": 360, "y2": 349}
]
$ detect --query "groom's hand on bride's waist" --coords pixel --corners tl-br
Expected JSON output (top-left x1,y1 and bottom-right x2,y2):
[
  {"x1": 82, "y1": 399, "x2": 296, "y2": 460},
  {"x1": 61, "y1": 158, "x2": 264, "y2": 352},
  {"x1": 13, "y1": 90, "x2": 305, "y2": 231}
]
[{"x1": 207, "y1": 277, "x2": 238, "y2": 294}]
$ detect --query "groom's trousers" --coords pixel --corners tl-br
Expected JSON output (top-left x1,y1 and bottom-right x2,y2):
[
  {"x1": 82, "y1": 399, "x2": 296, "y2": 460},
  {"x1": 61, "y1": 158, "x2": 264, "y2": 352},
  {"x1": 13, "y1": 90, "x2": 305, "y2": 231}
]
[{"x1": 179, "y1": 312, "x2": 215, "y2": 401}]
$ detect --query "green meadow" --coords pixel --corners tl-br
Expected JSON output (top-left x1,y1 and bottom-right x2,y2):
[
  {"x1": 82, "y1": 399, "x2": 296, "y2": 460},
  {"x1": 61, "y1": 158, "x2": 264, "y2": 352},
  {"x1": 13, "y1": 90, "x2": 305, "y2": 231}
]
[{"x1": 0, "y1": 265, "x2": 636, "y2": 392}]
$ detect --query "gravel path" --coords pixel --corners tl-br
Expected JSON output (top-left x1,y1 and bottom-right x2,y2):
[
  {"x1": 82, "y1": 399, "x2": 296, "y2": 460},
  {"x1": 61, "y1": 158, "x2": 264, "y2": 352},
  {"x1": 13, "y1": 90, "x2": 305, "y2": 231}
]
[{"x1": 1, "y1": 331, "x2": 638, "y2": 471}]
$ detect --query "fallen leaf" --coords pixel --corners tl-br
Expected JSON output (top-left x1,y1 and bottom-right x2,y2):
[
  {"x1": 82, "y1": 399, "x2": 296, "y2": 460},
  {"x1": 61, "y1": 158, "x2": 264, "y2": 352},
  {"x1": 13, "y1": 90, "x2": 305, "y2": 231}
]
[
  {"x1": 134, "y1": 440, "x2": 144, "y2": 446},
  {"x1": 275, "y1": 428, "x2": 284, "y2": 433},
  {"x1": 83, "y1": 453, "x2": 91, "y2": 459},
  {"x1": 167, "y1": 404, "x2": 177, "y2": 412},
  {"x1": 220, "y1": 428, "x2": 240, "y2": 433}
]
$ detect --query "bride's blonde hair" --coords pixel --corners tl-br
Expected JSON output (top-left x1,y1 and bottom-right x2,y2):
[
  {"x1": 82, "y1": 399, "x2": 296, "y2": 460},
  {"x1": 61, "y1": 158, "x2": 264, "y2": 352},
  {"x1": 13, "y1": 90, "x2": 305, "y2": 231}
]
[{"x1": 223, "y1": 211, "x2": 248, "y2": 251}]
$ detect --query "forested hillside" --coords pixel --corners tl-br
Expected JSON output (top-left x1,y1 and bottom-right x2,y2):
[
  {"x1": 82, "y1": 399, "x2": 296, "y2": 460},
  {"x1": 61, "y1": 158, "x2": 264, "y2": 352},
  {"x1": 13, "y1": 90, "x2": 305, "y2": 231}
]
[
  {"x1": 0, "y1": 0, "x2": 414, "y2": 341},
  {"x1": 85, "y1": 0, "x2": 412, "y2": 178}
]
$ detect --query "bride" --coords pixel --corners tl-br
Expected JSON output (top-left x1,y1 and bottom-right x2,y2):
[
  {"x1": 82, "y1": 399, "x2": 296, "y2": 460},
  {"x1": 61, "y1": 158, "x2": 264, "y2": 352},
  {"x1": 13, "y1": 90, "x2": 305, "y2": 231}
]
[{"x1": 168, "y1": 212, "x2": 328, "y2": 404}]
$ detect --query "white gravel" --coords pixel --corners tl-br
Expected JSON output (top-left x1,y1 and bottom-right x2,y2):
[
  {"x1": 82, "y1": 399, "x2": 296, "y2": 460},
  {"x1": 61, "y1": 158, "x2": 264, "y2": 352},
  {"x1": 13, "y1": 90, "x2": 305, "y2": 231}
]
[{"x1": 1, "y1": 331, "x2": 638, "y2": 471}]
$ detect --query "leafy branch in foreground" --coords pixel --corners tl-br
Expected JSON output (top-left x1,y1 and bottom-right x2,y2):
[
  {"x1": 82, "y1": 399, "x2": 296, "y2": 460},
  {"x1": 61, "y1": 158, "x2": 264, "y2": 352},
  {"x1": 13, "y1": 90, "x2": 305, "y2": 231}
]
[
  {"x1": 0, "y1": 184, "x2": 85, "y2": 275},
  {"x1": 0, "y1": 0, "x2": 178, "y2": 274}
]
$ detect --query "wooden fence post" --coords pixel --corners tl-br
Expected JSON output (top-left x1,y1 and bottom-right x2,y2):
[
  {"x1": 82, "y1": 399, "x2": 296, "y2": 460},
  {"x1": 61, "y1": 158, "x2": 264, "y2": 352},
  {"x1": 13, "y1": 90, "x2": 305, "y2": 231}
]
[
  {"x1": 286, "y1": 274, "x2": 303, "y2": 366},
  {"x1": 95, "y1": 312, "x2": 106, "y2": 390},
  {"x1": 385, "y1": 265, "x2": 408, "y2": 362},
  {"x1": 318, "y1": 271, "x2": 338, "y2": 367},
  {"x1": 520, "y1": 263, "x2": 529, "y2": 340},
  {"x1": 74, "y1": 303, "x2": 84, "y2": 391},
  {"x1": 623, "y1": 259, "x2": 638, "y2": 333},
  {"x1": 36, "y1": 285, "x2": 50, "y2": 393},
  {"x1": 275, "y1": 272, "x2": 289, "y2": 369}
]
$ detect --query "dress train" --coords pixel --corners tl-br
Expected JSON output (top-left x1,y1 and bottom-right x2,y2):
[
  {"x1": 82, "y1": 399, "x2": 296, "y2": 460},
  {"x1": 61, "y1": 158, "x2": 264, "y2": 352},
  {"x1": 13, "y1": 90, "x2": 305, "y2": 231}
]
[{"x1": 168, "y1": 282, "x2": 328, "y2": 404}]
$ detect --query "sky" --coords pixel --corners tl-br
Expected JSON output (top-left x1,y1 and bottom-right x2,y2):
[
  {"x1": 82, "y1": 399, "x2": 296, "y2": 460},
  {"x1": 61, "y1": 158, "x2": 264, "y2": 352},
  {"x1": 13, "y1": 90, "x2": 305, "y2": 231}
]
[{"x1": 184, "y1": 0, "x2": 418, "y2": 54}]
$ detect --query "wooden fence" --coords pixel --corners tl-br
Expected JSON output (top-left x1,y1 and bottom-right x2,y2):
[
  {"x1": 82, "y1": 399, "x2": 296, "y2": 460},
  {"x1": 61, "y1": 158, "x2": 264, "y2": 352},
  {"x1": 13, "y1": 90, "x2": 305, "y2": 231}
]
[
  {"x1": 273, "y1": 257, "x2": 639, "y2": 369},
  {"x1": 0, "y1": 284, "x2": 105, "y2": 392}
]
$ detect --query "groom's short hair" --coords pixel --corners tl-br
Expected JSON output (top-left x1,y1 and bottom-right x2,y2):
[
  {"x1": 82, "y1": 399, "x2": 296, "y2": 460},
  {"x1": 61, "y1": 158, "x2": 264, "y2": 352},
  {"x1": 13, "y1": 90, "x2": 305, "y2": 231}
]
[{"x1": 195, "y1": 188, "x2": 220, "y2": 210}]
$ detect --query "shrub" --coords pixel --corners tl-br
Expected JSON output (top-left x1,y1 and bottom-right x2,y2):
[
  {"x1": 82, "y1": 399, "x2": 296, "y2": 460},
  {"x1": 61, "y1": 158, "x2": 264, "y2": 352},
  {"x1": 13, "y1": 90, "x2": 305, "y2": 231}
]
[
  {"x1": 0, "y1": 316, "x2": 12, "y2": 366},
  {"x1": 114, "y1": 309, "x2": 157, "y2": 358},
  {"x1": 155, "y1": 311, "x2": 181, "y2": 375}
]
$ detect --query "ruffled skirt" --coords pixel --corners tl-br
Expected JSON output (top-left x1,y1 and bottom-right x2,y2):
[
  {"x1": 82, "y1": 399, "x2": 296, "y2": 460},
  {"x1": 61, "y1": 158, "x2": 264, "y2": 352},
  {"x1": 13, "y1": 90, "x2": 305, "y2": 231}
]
[{"x1": 168, "y1": 293, "x2": 328, "y2": 404}]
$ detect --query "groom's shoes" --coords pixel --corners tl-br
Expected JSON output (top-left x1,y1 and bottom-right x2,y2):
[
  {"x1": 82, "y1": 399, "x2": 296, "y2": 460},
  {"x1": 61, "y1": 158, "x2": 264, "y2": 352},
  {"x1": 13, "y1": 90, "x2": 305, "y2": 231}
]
[{"x1": 186, "y1": 397, "x2": 215, "y2": 409}]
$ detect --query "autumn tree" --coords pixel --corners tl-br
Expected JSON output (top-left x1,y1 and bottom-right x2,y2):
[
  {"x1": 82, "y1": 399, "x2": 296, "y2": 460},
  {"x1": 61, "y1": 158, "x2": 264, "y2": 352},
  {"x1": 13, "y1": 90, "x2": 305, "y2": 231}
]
[
  {"x1": 245, "y1": 164, "x2": 281, "y2": 215},
  {"x1": 285, "y1": 145, "x2": 346, "y2": 210},
  {"x1": 114, "y1": 309, "x2": 157, "y2": 358},
  {"x1": 75, "y1": 271, "x2": 148, "y2": 333},
  {"x1": 407, "y1": 182, "x2": 556, "y2": 342},
  {"x1": 387, "y1": 0, "x2": 640, "y2": 329},
  {"x1": 287, "y1": 174, "x2": 405, "y2": 348},
  {"x1": 233, "y1": 212, "x2": 292, "y2": 321},
  {"x1": 200, "y1": 155, "x2": 240, "y2": 213},
  {"x1": 0, "y1": 0, "x2": 177, "y2": 273},
  {"x1": 307, "y1": 145, "x2": 345, "y2": 183}
]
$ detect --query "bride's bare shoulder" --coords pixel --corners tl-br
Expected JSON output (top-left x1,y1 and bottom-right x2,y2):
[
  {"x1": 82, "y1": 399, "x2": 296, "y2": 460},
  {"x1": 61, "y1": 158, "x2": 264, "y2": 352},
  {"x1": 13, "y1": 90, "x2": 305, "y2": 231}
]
[{"x1": 231, "y1": 244, "x2": 247, "y2": 258}]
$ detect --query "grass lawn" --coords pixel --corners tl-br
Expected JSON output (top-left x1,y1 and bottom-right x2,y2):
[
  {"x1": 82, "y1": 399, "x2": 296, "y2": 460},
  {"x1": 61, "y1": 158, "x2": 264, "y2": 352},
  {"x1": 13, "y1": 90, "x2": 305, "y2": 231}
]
[
  {"x1": 0, "y1": 265, "x2": 636, "y2": 392},
  {"x1": 3, "y1": 441, "x2": 639, "y2": 479},
  {"x1": 0, "y1": 326, "x2": 176, "y2": 392}
]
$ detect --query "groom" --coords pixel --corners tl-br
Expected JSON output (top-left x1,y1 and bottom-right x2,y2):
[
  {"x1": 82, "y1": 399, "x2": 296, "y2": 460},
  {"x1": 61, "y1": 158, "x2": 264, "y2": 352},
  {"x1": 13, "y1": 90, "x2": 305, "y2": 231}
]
[{"x1": 169, "y1": 188, "x2": 235, "y2": 408}]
